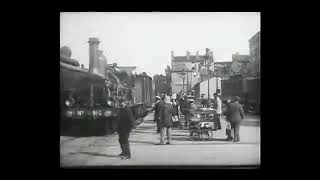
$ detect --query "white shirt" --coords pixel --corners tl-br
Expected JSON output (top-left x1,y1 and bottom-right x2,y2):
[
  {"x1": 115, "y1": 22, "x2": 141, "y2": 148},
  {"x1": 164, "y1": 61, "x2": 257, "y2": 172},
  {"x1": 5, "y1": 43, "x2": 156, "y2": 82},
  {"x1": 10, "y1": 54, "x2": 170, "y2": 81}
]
[{"x1": 216, "y1": 97, "x2": 222, "y2": 114}]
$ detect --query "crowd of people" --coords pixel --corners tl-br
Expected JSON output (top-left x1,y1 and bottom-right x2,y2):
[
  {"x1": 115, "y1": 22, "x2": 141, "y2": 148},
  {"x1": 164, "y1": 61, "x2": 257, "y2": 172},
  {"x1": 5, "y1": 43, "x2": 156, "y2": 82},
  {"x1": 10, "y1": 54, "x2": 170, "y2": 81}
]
[
  {"x1": 151, "y1": 90, "x2": 245, "y2": 145},
  {"x1": 115, "y1": 91, "x2": 244, "y2": 160}
]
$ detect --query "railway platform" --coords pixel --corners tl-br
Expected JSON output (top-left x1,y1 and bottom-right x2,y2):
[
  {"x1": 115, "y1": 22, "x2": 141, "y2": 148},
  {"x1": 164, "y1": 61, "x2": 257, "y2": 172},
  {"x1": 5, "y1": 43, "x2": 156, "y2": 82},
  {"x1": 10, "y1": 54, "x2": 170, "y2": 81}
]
[{"x1": 60, "y1": 112, "x2": 260, "y2": 167}]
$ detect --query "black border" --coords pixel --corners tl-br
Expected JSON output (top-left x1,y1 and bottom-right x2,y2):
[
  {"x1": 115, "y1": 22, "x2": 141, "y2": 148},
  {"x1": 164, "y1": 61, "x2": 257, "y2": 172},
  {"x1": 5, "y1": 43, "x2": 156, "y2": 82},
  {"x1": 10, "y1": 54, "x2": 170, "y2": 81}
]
[{"x1": 13, "y1": 10, "x2": 281, "y2": 175}]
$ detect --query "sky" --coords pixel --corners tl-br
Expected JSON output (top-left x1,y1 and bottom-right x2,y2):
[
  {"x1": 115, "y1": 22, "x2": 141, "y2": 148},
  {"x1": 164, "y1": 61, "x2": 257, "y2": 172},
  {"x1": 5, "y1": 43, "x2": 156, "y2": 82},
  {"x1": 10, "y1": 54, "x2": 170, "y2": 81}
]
[{"x1": 60, "y1": 12, "x2": 260, "y2": 77}]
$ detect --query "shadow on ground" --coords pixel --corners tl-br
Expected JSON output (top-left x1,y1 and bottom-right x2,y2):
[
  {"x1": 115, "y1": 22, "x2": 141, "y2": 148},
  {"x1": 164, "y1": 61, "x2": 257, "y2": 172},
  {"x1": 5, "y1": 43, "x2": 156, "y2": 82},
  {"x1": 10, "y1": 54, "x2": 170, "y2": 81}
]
[
  {"x1": 69, "y1": 152, "x2": 119, "y2": 157},
  {"x1": 133, "y1": 131, "x2": 156, "y2": 134},
  {"x1": 170, "y1": 136, "x2": 229, "y2": 142},
  {"x1": 240, "y1": 121, "x2": 260, "y2": 127},
  {"x1": 129, "y1": 140, "x2": 157, "y2": 145}
]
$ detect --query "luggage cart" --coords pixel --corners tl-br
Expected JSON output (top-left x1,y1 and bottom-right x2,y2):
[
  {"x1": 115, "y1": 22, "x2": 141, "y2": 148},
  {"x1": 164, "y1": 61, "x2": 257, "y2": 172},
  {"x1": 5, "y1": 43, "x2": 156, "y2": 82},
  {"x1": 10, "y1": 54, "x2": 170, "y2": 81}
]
[{"x1": 189, "y1": 109, "x2": 216, "y2": 141}]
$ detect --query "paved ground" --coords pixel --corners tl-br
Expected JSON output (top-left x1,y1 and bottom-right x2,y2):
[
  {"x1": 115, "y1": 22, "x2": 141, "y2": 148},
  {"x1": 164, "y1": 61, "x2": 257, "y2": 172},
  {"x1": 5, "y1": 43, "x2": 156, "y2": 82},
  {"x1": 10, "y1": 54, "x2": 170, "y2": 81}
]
[{"x1": 60, "y1": 112, "x2": 260, "y2": 167}]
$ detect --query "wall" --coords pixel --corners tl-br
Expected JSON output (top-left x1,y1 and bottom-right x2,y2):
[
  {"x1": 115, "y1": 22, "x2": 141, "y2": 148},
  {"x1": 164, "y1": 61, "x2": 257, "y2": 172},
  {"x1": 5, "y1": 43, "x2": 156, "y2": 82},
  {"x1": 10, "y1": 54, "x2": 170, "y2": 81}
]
[
  {"x1": 249, "y1": 32, "x2": 260, "y2": 75},
  {"x1": 199, "y1": 77, "x2": 222, "y2": 99}
]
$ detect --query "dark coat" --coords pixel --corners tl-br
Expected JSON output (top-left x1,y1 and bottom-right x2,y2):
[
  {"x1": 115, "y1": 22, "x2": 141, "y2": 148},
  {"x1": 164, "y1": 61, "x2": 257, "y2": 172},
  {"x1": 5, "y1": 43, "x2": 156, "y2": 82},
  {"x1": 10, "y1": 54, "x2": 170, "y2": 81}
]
[
  {"x1": 182, "y1": 100, "x2": 191, "y2": 115},
  {"x1": 224, "y1": 102, "x2": 231, "y2": 122},
  {"x1": 159, "y1": 102, "x2": 173, "y2": 127},
  {"x1": 117, "y1": 105, "x2": 135, "y2": 133},
  {"x1": 172, "y1": 102, "x2": 179, "y2": 116},
  {"x1": 226, "y1": 102, "x2": 244, "y2": 123},
  {"x1": 153, "y1": 100, "x2": 162, "y2": 121}
]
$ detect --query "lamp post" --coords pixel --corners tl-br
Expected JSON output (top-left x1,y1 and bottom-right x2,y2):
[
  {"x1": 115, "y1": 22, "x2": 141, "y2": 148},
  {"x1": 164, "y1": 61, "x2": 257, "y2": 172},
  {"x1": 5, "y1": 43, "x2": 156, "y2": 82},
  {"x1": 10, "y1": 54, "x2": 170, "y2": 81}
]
[
  {"x1": 205, "y1": 48, "x2": 213, "y2": 100},
  {"x1": 179, "y1": 69, "x2": 186, "y2": 93}
]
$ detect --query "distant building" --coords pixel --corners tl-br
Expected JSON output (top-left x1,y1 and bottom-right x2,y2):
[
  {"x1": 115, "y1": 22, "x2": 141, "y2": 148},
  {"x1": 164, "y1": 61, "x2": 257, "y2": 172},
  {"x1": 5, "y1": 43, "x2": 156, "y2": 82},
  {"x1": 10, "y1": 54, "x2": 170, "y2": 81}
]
[
  {"x1": 214, "y1": 61, "x2": 233, "y2": 79},
  {"x1": 199, "y1": 77, "x2": 222, "y2": 99},
  {"x1": 171, "y1": 50, "x2": 210, "y2": 94},
  {"x1": 231, "y1": 53, "x2": 251, "y2": 76},
  {"x1": 249, "y1": 31, "x2": 260, "y2": 75}
]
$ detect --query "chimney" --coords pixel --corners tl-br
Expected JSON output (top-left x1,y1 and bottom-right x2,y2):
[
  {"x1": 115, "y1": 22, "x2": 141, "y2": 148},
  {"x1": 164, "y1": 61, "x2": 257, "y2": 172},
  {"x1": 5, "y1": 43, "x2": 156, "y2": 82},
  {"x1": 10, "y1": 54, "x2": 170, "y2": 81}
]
[
  {"x1": 88, "y1": 37, "x2": 101, "y2": 74},
  {"x1": 171, "y1": 51, "x2": 174, "y2": 60},
  {"x1": 205, "y1": 48, "x2": 210, "y2": 58},
  {"x1": 186, "y1": 50, "x2": 190, "y2": 59}
]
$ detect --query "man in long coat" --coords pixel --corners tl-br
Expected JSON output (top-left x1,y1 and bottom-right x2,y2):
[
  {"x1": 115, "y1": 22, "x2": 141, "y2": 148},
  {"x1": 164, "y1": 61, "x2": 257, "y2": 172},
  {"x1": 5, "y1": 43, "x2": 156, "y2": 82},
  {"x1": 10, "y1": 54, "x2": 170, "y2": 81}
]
[
  {"x1": 224, "y1": 97, "x2": 233, "y2": 141},
  {"x1": 226, "y1": 96, "x2": 244, "y2": 142},
  {"x1": 159, "y1": 95, "x2": 173, "y2": 145},
  {"x1": 117, "y1": 100, "x2": 135, "y2": 159},
  {"x1": 152, "y1": 96, "x2": 162, "y2": 133}
]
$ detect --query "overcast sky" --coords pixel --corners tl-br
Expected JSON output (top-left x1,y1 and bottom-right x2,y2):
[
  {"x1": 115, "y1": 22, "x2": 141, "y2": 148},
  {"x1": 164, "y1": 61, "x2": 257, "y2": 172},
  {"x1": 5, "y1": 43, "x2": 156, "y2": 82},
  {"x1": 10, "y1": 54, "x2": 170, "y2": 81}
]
[{"x1": 60, "y1": 12, "x2": 260, "y2": 77}]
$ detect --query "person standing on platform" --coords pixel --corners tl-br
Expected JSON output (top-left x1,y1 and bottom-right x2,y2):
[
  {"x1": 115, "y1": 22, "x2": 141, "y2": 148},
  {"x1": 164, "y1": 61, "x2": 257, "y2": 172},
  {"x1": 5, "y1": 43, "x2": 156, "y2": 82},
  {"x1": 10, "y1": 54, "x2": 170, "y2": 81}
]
[
  {"x1": 224, "y1": 97, "x2": 233, "y2": 141},
  {"x1": 217, "y1": 89, "x2": 221, "y2": 96},
  {"x1": 172, "y1": 99, "x2": 180, "y2": 127},
  {"x1": 226, "y1": 96, "x2": 244, "y2": 142},
  {"x1": 182, "y1": 95, "x2": 192, "y2": 128},
  {"x1": 152, "y1": 96, "x2": 162, "y2": 133},
  {"x1": 214, "y1": 93, "x2": 222, "y2": 130},
  {"x1": 159, "y1": 95, "x2": 173, "y2": 145},
  {"x1": 117, "y1": 100, "x2": 135, "y2": 160}
]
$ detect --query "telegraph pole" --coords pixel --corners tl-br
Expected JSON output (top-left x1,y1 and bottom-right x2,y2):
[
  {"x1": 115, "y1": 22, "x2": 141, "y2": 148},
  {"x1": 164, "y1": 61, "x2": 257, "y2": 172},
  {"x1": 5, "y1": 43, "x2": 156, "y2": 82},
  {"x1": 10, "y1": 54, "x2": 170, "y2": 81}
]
[
  {"x1": 180, "y1": 69, "x2": 186, "y2": 93},
  {"x1": 205, "y1": 48, "x2": 213, "y2": 100},
  {"x1": 207, "y1": 67, "x2": 210, "y2": 100}
]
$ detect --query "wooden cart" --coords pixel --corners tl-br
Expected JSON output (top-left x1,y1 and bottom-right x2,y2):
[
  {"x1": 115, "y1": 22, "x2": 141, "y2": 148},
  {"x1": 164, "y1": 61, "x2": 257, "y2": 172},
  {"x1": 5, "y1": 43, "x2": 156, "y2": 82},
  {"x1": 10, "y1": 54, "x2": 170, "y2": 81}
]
[{"x1": 189, "y1": 109, "x2": 217, "y2": 141}]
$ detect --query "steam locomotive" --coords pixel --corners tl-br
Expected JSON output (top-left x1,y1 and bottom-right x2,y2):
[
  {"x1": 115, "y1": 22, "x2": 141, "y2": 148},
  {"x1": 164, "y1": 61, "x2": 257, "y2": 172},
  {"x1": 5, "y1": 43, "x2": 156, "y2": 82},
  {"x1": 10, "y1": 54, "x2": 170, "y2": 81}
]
[{"x1": 60, "y1": 37, "x2": 153, "y2": 136}]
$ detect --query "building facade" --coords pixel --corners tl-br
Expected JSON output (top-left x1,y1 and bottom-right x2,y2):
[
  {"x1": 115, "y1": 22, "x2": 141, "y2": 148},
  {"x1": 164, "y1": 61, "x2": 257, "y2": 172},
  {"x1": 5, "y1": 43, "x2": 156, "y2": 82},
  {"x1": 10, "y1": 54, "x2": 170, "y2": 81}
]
[
  {"x1": 249, "y1": 31, "x2": 260, "y2": 75},
  {"x1": 199, "y1": 77, "x2": 222, "y2": 99},
  {"x1": 231, "y1": 53, "x2": 251, "y2": 76},
  {"x1": 171, "y1": 50, "x2": 210, "y2": 94},
  {"x1": 214, "y1": 61, "x2": 233, "y2": 80}
]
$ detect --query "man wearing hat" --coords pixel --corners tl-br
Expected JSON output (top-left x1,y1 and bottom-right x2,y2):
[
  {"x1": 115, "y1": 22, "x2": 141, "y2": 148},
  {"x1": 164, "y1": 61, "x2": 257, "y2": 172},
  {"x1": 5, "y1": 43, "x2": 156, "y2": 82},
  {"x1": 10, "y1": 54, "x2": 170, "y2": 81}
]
[
  {"x1": 213, "y1": 93, "x2": 222, "y2": 130},
  {"x1": 224, "y1": 96, "x2": 233, "y2": 141},
  {"x1": 226, "y1": 96, "x2": 244, "y2": 142},
  {"x1": 159, "y1": 95, "x2": 173, "y2": 145},
  {"x1": 117, "y1": 100, "x2": 135, "y2": 159},
  {"x1": 152, "y1": 96, "x2": 162, "y2": 133}
]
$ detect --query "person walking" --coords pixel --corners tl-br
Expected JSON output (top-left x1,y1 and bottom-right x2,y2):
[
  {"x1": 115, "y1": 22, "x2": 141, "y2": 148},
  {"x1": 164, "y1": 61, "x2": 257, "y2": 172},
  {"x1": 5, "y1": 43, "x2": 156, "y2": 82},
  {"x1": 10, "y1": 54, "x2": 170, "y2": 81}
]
[
  {"x1": 226, "y1": 96, "x2": 244, "y2": 142},
  {"x1": 159, "y1": 95, "x2": 173, "y2": 145},
  {"x1": 224, "y1": 97, "x2": 233, "y2": 141},
  {"x1": 117, "y1": 100, "x2": 135, "y2": 159},
  {"x1": 152, "y1": 96, "x2": 162, "y2": 133},
  {"x1": 213, "y1": 93, "x2": 222, "y2": 130},
  {"x1": 172, "y1": 99, "x2": 180, "y2": 128},
  {"x1": 182, "y1": 95, "x2": 192, "y2": 128}
]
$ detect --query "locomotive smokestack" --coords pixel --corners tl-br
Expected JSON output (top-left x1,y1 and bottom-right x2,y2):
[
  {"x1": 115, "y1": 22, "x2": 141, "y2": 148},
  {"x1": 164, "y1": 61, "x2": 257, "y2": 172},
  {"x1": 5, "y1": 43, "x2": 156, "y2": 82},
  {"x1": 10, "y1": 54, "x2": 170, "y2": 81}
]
[{"x1": 88, "y1": 37, "x2": 100, "y2": 74}]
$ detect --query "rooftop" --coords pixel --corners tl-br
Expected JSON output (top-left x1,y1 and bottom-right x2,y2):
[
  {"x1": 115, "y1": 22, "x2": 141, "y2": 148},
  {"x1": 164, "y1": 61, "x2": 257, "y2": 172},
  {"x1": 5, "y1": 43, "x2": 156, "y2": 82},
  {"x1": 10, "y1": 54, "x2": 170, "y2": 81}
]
[
  {"x1": 232, "y1": 54, "x2": 250, "y2": 63},
  {"x1": 172, "y1": 55, "x2": 206, "y2": 63}
]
